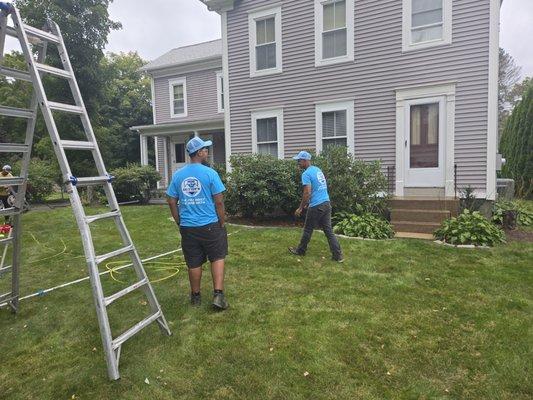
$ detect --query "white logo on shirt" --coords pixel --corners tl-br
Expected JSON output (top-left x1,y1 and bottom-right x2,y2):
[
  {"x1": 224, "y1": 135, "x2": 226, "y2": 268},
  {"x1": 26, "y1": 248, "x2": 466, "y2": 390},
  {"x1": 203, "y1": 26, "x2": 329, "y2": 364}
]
[
  {"x1": 181, "y1": 177, "x2": 202, "y2": 197},
  {"x1": 317, "y1": 171, "x2": 326, "y2": 186}
]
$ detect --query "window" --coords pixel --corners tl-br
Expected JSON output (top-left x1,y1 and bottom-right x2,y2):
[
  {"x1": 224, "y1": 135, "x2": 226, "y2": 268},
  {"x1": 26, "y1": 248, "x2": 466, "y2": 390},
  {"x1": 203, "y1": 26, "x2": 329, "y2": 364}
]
[
  {"x1": 251, "y1": 109, "x2": 284, "y2": 159},
  {"x1": 174, "y1": 143, "x2": 186, "y2": 164},
  {"x1": 248, "y1": 6, "x2": 282, "y2": 77},
  {"x1": 315, "y1": 0, "x2": 354, "y2": 67},
  {"x1": 410, "y1": 103, "x2": 439, "y2": 168},
  {"x1": 315, "y1": 100, "x2": 354, "y2": 153},
  {"x1": 402, "y1": 0, "x2": 451, "y2": 51},
  {"x1": 169, "y1": 77, "x2": 187, "y2": 118},
  {"x1": 216, "y1": 71, "x2": 224, "y2": 113}
]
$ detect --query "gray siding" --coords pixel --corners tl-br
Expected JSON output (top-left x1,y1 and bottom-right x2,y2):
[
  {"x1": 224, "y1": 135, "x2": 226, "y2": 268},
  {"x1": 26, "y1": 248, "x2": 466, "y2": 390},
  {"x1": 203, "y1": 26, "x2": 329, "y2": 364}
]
[
  {"x1": 227, "y1": 0, "x2": 491, "y2": 191},
  {"x1": 153, "y1": 67, "x2": 222, "y2": 124}
]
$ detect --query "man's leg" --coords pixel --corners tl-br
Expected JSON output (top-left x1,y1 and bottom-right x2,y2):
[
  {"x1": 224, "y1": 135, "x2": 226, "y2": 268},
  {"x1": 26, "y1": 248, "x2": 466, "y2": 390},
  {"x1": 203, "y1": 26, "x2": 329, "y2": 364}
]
[
  {"x1": 320, "y1": 203, "x2": 343, "y2": 260},
  {"x1": 210, "y1": 259, "x2": 225, "y2": 291},
  {"x1": 188, "y1": 266, "x2": 203, "y2": 294},
  {"x1": 295, "y1": 207, "x2": 318, "y2": 255}
]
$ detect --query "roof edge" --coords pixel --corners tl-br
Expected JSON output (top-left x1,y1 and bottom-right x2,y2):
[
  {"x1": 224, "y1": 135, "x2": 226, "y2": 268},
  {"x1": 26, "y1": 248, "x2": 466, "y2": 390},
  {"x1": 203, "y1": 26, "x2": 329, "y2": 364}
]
[
  {"x1": 199, "y1": 0, "x2": 236, "y2": 12},
  {"x1": 142, "y1": 54, "x2": 222, "y2": 73}
]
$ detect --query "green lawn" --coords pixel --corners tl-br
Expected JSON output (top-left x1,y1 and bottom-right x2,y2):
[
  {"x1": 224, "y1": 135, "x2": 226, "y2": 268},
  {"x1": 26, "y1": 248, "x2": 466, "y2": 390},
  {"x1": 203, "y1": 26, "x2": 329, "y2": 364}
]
[{"x1": 0, "y1": 205, "x2": 532, "y2": 399}]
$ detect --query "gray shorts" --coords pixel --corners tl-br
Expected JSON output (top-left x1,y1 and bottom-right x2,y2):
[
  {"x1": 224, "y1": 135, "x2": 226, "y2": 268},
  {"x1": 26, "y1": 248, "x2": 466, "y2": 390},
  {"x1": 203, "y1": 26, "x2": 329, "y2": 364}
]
[{"x1": 179, "y1": 222, "x2": 228, "y2": 268}]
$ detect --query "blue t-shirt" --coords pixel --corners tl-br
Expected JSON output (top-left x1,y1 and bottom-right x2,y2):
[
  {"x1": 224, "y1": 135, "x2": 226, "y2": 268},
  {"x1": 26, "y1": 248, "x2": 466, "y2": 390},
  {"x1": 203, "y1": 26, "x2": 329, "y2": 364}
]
[
  {"x1": 302, "y1": 165, "x2": 330, "y2": 207},
  {"x1": 166, "y1": 163, "x2": 226, "y2": 227}
]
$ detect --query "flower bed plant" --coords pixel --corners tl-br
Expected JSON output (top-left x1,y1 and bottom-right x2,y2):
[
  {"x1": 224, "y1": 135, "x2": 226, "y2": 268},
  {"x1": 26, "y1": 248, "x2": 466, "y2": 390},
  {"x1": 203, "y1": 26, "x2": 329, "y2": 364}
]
[
  {"x1": 333, "y1": 213, "x2": 394, "y2": 239},
  {"x1": 434, "y1": 209, "x2": 505, "y2": 247},
  {"x1": 492, "y1": 201, "x2": 533, "y2": 227}
]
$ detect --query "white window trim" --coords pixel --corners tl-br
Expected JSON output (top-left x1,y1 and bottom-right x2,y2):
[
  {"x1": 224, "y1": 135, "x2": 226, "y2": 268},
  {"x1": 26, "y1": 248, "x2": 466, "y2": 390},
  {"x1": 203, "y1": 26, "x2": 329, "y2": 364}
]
[
  {"x1": 168, "y1": 77, "x2": 187, "y2": 118},
  {"x1": 248, "y1": 6, "x2": 283, "y2": 78},
  {"x1": 314, "y1": 0, "x2": 354, "y2": 67},
  {"x1": 216, "y1": 70, "x2": 224, "y2": 113},
  {"x1": 251, "y1": 108, "x2": 284, "y2": 159},
  {"x1": 315, "y1": 100, "x2": 355, "y2": 154},
  {"x1": 395, "y1": 82, "x2": 456, "y2": 197},
  {"x1": 402, "y1": 0, "x2": 452, "y2": 52}
]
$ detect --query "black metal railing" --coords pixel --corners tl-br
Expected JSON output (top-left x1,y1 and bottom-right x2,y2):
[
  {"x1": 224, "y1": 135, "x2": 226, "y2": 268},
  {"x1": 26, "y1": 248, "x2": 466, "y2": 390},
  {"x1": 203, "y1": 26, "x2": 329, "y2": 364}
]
[{"x1": 454, "y1": 163, "x2": 458, "y2": 199}]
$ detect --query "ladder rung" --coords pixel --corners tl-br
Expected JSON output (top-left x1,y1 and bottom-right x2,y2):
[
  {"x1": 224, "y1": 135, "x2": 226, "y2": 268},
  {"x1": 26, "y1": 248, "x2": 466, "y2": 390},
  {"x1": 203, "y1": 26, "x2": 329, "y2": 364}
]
[
  {"x1": 104, "y1": 278, "x2": 148, "y2": 307},
  {"x1": 0, "y1": 66, "x2": 32, "y2": 82},
  {"x1": 0, "y1": 292, "x2": 13, "y2": 302},
  {"x1": 112, "y1": 311, "x2": 162, "y2": 350},
  {"x1": 0, "y1": 236, "x2": 13, "y2": 246},
  {"x1": 71, "y1": 176, "x2": 112, "y2": 187},
  {"x1": 0, "y1": 143, "x2": 30, "y2": 153},
  {"x1": 5, "y1": 26, "x2": 17, "y2": 38},
  {"x1": 0, "y1": 177, "x2": 25, "y2": 186},
  {"x1": 85, "y1": 210, "x2": 120, "y2": 224},
  {"x1": 48, "y1": 101, "x2": 84, "y2": 115},
  {"x1": 0, "y1": 265, "x2": 12, "y2": 277},
  {"x1": 0, "y1": 207, "x2": 20, "y2": 217},
  {"x1": 22, "y1": 24, "x2": 60, "y2": 44},
  {"x1": 0, "y1": 105, "x2": 34, "y2": 119},
  {"x1": 35, "y1": 62, "x2": 72, "y2": 79},
  {"x1": 95, "y1": 245, "x2": 134, "y2": 265},
  {"x1": 60, "y1": 140, "x2": 95, "y2": 150}
]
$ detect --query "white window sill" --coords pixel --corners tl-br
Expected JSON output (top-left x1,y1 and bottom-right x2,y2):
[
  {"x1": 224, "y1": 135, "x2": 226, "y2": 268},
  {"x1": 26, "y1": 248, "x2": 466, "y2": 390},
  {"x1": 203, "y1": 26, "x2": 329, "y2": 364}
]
[
  {"x1": 250, "y1": 67, "x2": 283, "y2": 78},
  {"x1": 170, "y1": 113, "x2": 188, "y2": 119},
  {"x1": 402, "y1": 38, "x2": 452, "y2": 53},
  {"x1": 315, "y1": 55, "x2": 354, "y2": 68}
]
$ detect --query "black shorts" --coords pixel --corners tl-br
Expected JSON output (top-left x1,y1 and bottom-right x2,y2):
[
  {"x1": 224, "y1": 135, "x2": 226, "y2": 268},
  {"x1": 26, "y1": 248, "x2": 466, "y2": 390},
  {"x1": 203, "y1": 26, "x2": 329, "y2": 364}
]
[{"x1": 179, "y1": 222, "x2": 228, "y2": 268}]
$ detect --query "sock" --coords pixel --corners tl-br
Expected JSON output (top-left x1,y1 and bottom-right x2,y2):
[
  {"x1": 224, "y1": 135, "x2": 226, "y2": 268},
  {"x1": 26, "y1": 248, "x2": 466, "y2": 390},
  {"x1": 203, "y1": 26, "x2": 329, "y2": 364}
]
[
  {"x1": 214, "y1": 289, "x2": 223, "y2": 294},
  {"x1": 191, "y1": 291, "x2": 200, "y2": 296}
]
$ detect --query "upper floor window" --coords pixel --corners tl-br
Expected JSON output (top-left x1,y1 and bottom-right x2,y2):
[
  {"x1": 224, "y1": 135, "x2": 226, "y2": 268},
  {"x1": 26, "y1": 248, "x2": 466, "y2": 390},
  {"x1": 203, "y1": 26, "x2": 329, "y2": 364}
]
[
  {"x1": 216, "y1": 71, "x2": 224, "y2": 113},
  {"x1": 169, "y1": 77, "x2": 187, "y2": 118},
  {"x1": 251, "y1": 108, "x2": 284, "y2": 159},
  {"x1": 402, "y1": 0, "x2": 452, "y2": 51},
  {"x1": 248, "y1": 6, "x2": 282, "y2": 77},
  {"x1": 315, "y1": 100, "x2": 354, "y2": 154},
  {"x1": 315, "y1": 0, "x2": 354, "y2": 67}
]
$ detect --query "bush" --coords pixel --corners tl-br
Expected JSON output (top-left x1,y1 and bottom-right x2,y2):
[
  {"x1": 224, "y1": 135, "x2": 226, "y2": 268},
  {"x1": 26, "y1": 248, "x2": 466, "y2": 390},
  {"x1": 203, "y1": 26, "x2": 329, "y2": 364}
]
[
  {"x1": 225, "y1": 154, "x2": 300, "y2": 217},
  {"x1": 492, "y1": 201, "x2": 533, "y2": 227},
  {"x1": 17, "y1": 158, "x2": 58, "y2": 203},
  {"x1": 434, "y1": 209, "x2": 505, "y2": 246},
  {"x1": 314, "y1": 146, "x2": 388, "y2": 215},
  {"x1": 333, "y1": 212, "x2": 394, "y2": 239},
  {"x1": 109, "y1": 164, "x2": 160, "y2": 204}
]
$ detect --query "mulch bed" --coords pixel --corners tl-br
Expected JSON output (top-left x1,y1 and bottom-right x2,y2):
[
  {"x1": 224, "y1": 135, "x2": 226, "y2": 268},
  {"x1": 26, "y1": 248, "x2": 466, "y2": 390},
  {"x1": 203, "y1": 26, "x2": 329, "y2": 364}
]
[{"x1": 505, "y1": 228, "x2": 533, "y2": 243}]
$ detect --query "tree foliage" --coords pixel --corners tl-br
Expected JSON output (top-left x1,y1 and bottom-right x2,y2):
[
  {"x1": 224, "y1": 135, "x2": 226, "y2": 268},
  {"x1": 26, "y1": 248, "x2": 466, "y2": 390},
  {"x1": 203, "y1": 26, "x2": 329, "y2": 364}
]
[{"x1": 500, "y1": 80, "x2": 533, "y2": 198}]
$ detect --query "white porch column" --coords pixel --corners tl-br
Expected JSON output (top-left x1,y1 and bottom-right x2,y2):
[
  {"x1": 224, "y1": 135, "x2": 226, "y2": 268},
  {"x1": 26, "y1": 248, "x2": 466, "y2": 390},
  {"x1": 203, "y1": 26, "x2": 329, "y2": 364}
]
[{"x1": 140, "y1": 134, "x2": 148, "y2": 166}]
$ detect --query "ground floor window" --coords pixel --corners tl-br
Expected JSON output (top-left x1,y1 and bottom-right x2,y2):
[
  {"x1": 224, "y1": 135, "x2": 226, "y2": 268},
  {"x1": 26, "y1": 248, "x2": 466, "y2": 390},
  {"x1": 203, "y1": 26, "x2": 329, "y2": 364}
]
[
  {"x1": 251, "y1": 109, "x2": 284, "y2": 159},
  {"x1": 315, "y1": 100, "x2": 354, "y2": 154}
]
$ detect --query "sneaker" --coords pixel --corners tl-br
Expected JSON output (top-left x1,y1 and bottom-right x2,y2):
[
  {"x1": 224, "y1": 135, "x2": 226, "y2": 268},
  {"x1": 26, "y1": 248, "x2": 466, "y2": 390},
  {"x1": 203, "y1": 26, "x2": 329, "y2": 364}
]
[
  {"x1": 190, "y1": 292, "x2": 201, "y2": 307},
  {"x1": 288, "y1": 247, "x2": 305, "y2": 256},
  {"x1": 332, "y1": 256, "x2": 345, "y2": 263},
  {"x1": 212, "y1": 292, "x2": 229, "y2": 310}
]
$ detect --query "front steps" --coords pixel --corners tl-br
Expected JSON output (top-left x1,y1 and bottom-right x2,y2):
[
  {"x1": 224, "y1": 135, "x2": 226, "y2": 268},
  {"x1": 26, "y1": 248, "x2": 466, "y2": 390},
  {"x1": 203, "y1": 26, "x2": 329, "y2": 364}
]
[{"x1": 390, "y1": 197, "x2": 459, "y2": 238}]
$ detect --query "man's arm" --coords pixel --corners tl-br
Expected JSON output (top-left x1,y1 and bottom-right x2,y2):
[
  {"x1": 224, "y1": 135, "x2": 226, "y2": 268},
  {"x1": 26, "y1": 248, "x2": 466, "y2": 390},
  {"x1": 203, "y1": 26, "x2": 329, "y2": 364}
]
[
  {"x1": 167, "y1": 196, "x2": 180, "y2": 226},
  {"x1": 295, "y1": 185, "x2": 311, "y2": 217},
  {"x1": 213, "y1": 193, "x2": 225, "y2": 227}
]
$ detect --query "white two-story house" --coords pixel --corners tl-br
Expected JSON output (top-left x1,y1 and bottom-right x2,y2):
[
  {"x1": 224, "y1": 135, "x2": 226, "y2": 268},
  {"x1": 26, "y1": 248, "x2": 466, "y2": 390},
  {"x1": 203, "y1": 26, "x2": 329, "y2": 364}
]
[{"x1": 134, "y1": 0, "x2": 501, "y2": 203}]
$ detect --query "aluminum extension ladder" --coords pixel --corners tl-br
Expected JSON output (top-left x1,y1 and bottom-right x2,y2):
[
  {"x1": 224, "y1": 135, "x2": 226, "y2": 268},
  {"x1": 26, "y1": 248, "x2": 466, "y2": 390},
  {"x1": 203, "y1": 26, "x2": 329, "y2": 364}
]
[{"x1": 0, "y1": 3, "x2": 171, "y2": 380}]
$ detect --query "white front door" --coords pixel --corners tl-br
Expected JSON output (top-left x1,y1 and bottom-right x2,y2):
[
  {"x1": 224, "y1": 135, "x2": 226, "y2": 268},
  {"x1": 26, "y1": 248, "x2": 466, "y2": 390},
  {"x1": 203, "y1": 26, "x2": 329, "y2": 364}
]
[{"x1": 404, "y1": 96, "x2": 445, "y2": 187}]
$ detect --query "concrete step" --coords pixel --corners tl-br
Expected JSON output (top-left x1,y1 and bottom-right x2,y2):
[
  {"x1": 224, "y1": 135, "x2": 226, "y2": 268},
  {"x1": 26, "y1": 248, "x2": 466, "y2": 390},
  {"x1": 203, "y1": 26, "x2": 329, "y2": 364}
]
[
  {"x1": 395, "y1": 232, "x2": 434, "y2": 240},
  {"x1": 391, "y1": 209, "x2": 450, "y2": 224},
  {"x1": 392, "y1": 221, "x2": 441, "y2": 235},
  {"x1": 390, "y1": 198, "x2": 459, "y2": 214}
]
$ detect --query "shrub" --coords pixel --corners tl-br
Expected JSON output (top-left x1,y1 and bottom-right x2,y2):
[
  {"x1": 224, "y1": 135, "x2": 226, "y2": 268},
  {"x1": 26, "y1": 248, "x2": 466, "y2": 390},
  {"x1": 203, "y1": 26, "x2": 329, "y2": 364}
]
[
  {"x1": 434, "y1": 209, "x2": 505, "y2": 246},
  {"x1": 225, "y1": 154, "x2": 300, "y2": 217},
  {"x1": 333, "y1": 212, "x2": 394, "y2": 239},
  {"x1": 109, "y1": 164, "x2": 160, "y2": 204},
  {"x1": 314, "y1": 146, "x2": 388, "y2": 215},
  {"x1": 16, "y1": 158, "x2": 58, "y2": 203},
  {"x1": 492, "y1": 201, "x2": 533, "y2": 227}
]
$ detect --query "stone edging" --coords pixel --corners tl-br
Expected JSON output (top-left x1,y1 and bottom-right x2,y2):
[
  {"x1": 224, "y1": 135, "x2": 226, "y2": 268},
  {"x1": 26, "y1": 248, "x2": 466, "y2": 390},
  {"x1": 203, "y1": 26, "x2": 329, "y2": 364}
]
[{"x1": 433, "y1": 240, "x2": 491, "y2": 249}]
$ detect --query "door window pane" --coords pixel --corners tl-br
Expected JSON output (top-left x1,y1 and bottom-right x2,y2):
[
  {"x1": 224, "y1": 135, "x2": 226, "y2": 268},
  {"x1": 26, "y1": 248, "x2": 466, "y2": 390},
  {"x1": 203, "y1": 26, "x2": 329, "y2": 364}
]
[
  {"x1": 410, "y1": 103, "x2": 439, "y2": 168},
  {"x1": 175, "y1": 143, "x2": 185, "y2": 163}
]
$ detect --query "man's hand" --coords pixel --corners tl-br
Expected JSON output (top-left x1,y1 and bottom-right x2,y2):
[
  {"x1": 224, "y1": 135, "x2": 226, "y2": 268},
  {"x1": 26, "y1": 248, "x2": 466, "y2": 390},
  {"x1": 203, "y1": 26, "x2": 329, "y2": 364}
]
[{"x1": 294, "y1": 207, "x2": 303, "y2": 218}]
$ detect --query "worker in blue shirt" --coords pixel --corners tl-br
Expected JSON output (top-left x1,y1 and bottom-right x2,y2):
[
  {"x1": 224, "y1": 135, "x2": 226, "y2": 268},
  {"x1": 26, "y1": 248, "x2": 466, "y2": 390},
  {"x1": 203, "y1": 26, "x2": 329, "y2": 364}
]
[
  {"x1": 289, "y1": 151, "x2": 343, "y2": 262},
  {"x1": 167, "y1": 137, "x2": 228, "y2": 310}
]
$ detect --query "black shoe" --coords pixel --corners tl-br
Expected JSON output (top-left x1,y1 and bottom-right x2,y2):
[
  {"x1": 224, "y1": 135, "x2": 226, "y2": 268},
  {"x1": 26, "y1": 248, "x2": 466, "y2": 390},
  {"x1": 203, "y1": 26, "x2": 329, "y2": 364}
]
[
  {"x1": 190, "y1": 292, "x2": 201, "y2": 307},
  {"x1": 213, "y1": 292, "x2": 229, "y2": 310},
  {"x1": 288, "y1": 247, "x2": 305, "y2": 256}
]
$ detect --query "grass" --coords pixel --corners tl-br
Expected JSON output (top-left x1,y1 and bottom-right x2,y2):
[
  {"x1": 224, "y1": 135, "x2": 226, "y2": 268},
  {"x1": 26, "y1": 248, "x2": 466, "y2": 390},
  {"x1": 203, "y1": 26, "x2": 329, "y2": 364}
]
[{"x1": 0, "y1": 205, "x2": 532, "y2": 399}]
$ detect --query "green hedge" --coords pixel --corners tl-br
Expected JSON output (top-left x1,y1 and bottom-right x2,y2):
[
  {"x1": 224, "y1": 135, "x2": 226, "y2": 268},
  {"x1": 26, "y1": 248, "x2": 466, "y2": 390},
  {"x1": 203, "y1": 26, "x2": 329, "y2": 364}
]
[{"x1": 109, "y1": 164, "x2": 160, "y2": 204}]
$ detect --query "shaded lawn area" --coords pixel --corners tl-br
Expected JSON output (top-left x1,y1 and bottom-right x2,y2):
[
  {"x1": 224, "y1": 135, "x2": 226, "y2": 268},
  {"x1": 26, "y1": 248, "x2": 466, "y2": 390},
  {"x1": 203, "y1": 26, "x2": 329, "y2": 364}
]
[{"x1": 0, "y1": 205, "x2": 532, "y2": 399}]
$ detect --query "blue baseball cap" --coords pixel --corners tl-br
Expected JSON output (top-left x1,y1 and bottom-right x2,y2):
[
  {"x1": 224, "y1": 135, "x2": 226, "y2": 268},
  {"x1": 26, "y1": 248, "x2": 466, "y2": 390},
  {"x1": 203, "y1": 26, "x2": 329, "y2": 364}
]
[
  {"x1": 186, "y1": 136, "x2": 213, "y2": 154},
  {"x1": 292, "y1": 151, "x2": 312, "y2": 161}
]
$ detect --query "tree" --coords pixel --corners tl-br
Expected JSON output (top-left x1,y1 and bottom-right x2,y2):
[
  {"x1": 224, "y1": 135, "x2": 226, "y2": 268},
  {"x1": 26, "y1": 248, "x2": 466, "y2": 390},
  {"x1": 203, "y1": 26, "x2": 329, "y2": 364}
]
[
  {"x1": 500, "y1": 80, "x2": 533, "y2": 198},
  {"x1": 498, "y1": 48, "x2": 522, "y2": 134},
  {"x1": 95, "y1": 52, "x2": 152, "y2": 168}
]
